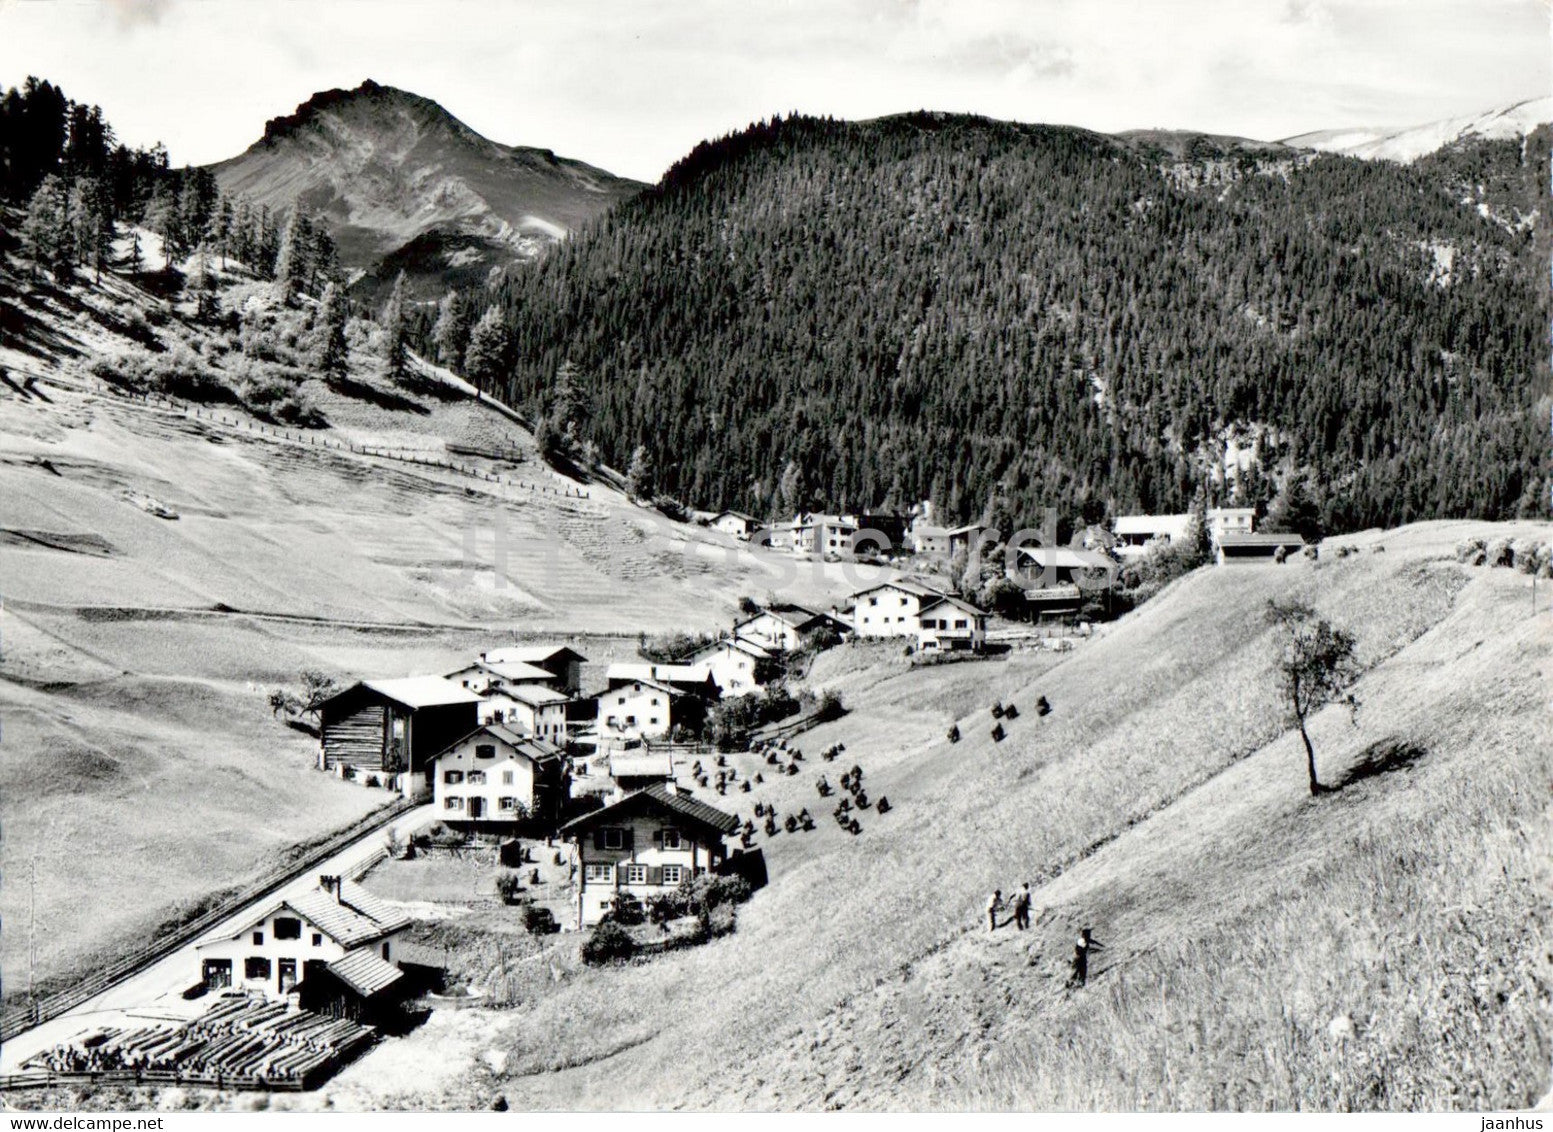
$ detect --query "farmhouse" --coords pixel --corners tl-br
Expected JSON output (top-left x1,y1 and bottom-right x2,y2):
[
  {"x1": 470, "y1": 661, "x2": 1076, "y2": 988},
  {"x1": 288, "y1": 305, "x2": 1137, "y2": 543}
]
[
  {"x1": 561, "y1": 783, "x2": 739, "y2": 927},
  {"x1": 916, "y1": 594, "x2": 989, "y2": 652},
  {"x1": 194, "y1": 876, "x2": 410, "y2": 1020},
  {"x1": 482, "y1": 683, "x2": 570, "y2": 742},
  {"x1": 1113, "y1": 508, "x2": 1257, "y2": 559},
  {"x1": 444, "y1": 658, "x2": 563, "y2": 696},
  {"x1": 598, "y1": 676, "x2": 701, "y2": 745},
  {"x1": 317, "y1": 677, "x2": 480, "y2": 797},
  {"x1": 849, "y1": 579, "x2": 944, "y2": 638},
  {"x1": 687, "y1": 635, "x2": 774, "y2": 695},
  {"x1": 710, "y1": 510, "x2": 760, "y2": 539},
  {"x1": 733, "y1": 602, "x2": 848, "y2": 652},
  {"x1": 478, "y1": 645, "x2": 588, "y2": 695},
  {"x1": 790, "y1": 512, "x2": 859, "y2": 558},
  {"x1": 431, "y1": 725, "x2": 565, "y2": 827},
  {"x1": 1216, "y1": 531, "x2": 1307, "y2": 564},
  {"x1": 910, "y1": 521, "x2": 988, "y2": 558}
]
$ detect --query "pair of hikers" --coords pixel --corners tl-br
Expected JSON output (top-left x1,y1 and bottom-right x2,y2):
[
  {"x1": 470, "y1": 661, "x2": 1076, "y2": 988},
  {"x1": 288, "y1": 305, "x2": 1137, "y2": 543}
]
[{"x1": 986, "y1": 883, "x2": 1033, "y2": 932}]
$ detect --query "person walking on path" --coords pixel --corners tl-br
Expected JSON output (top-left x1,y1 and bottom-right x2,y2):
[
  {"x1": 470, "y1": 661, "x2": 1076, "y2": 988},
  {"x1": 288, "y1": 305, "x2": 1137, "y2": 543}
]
[
  {"x1": 987, "y1": 890, "x2": 1005, "y2": 932},
  {"x1": 1013, "y1": 883, "x2": 1033, "y2": 931},
  {"x1": 1069, "y1": 927, "x2": 1103, "y2": 987}
]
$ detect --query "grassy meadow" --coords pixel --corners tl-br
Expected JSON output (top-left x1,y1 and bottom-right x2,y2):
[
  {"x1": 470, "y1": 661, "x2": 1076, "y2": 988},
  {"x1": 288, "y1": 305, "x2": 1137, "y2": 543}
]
[{"x1": 306, "y1": 520, "x2": 1552, "y2": 1112}]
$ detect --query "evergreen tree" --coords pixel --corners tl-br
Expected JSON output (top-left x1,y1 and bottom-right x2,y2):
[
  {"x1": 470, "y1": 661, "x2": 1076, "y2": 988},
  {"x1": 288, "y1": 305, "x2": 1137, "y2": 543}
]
[
  {"x1": 380, "y1": 271, "x2": 409, "y2": 380},
  {"x1": 186, "y1": 245, "x2": 217, "y2": 322},
  {"x1": 312, "y1": 281, "x2": 349, "y2": 378},
  {"x1": 142, "y1": 180, "x2": 180, "y2": 268},
  {"x1": 626, "y1": 444, "x2": 656, "y2": 500},
  {"x1": 20, "y1": 174, "x2": 73, "y2": 278},
  {"x1": 67, "y1": 175, "x2": 112, "y2": 282},
  {"x1": 463, "y1": 306, "x2": 509, "y2": 390},
  {"x1": 1267, "y1": 471, "x2": 1324, "y2": 543},
  {"x1": 272, "y1": 212, "x2": 307, "y2": 302},
  {"x1": 431, "y1": 291, "x2": 473, "y2": 372}
]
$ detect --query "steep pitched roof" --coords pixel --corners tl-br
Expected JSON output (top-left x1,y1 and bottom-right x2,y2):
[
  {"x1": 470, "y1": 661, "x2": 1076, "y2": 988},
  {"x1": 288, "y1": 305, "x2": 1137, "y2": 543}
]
[
  {"x1": 481, "y1": 645, "x2": 588, "y2": 667},
  {"x1": 503, "y1": 683, "x2": 571, "y2": 707},
  {"x1": 434, "y1": 724, "x2": 565, "y2": 765},
  {"x1": 359, "y1": 676, "x2": 482, "y2": 709},
  {"x1": 850, "y1": 578, "x2": 944, "y2": 601},
  {"x1": 605, "y1": 662, "x2": 714, "y2": 686},
  {"x1": 196, "y1": 879, "x2": 409, "y2": 950},
  {"x1": 560, "y1": 781, "x2": 739, "y2": 837},
  {"x1": 1018, "y1": 546, "x2": 1117, "y2": 571},
  {"x1": 919, "y1": 594, "x2": 989, "y2": 618},
  {"x1": 326, "y1": 949, "x2": 404, "y2": 998}
]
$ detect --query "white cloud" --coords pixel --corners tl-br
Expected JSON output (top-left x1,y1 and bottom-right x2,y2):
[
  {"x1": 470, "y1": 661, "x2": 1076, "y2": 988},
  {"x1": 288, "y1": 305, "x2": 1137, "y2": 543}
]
[{"x1": 0, "y1": 0, "x2": 1544, "y2": 180}]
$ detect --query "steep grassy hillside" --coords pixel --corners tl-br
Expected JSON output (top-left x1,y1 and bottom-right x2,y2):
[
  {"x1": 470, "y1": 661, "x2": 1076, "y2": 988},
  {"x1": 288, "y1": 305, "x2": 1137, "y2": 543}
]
[
  {"x1": 316, "y1": 521, "x2": 1550, "y2": 1111},
  {"x1": 0, "y1": 252, "x2": 873, "y2": 1007}
]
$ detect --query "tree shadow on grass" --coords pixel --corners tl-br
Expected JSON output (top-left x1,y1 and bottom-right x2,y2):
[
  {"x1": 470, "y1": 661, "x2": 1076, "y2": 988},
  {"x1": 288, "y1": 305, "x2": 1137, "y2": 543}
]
[{"x1": 1331, "y1": 737, "x2": 1427, "y2": 791}]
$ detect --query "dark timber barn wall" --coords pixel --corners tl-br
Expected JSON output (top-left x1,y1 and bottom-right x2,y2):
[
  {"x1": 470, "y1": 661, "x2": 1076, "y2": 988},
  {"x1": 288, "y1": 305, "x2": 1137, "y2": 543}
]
[{"x1": 319, "y1": 686, "x2": 478, "y2": 776}]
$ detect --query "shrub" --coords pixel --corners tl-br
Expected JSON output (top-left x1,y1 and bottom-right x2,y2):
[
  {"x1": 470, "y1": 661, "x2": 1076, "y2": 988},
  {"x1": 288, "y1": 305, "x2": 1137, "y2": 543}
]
[
  {"x1": 652, "y1": 495, "x2": 690, "y2": 522},
  {"x1": 363, "y1": 773, "x2": 380, "y2": 788},
  {"x1": 605, "y1": 893, "x2": 645, "y2": 926},
  {"x1": 495, "y1": 871, "x2": 525, "y2": 903},
  {"x1": 581, "y1": 921, "x2": 637, "y2": 965},
  {"x1": 522, "y1": 904, "x2": 558, "y2": 935}
]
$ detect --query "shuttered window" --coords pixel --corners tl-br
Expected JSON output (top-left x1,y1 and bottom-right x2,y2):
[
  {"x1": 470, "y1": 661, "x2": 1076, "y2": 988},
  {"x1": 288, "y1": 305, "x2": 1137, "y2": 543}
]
[
  {"x1": 625, "y1": 864, "x2": 648, "y2": 884},
  {"x1": 662, "y1": 864, "x2": 683, "y2": 885},
  {"x1": 584, "y1": 863, "x2": 613, "y2": 883}
]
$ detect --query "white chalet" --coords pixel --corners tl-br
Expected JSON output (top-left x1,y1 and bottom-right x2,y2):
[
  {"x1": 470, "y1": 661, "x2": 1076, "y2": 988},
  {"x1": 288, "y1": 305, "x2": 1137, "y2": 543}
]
[
  {"x1": 194, "y1": 877, "x2": 409, "y2": 1005},
  {"x1": 849, "y1": 579, "x2": 944, "y2": 639},
  {"x1": 431, "y1": 724, "x2": 565, "y2": 826},
  {"x1": 916, "y1": 594, "x2": 989, "y2": 652},
  {"x1": 687, "y1": 636, "x2": 772, "y2": 696}
]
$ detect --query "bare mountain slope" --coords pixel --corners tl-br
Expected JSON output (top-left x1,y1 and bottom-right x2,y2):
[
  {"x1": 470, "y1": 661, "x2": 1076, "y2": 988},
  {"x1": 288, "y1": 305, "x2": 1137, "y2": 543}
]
[
  {"x1": 207, "y1": 80, "x2": 644, "y2": 295},
  {"x1": 1283, "y1": 96, "x2": 1553, "y2": 162}
]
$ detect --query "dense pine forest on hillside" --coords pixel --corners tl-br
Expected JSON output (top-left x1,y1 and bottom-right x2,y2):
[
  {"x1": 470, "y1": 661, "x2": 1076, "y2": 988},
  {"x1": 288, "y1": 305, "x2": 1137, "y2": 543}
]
[{"x1": 475, "y1": 113, "x2": 1549, "y2": 533}]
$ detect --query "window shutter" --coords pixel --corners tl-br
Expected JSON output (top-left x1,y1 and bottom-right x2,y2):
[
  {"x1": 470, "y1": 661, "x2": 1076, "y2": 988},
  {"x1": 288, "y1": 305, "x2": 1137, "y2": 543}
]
[
  {"x1": 652, "y1": 829, "x2": 663, "y2": 846},
  {"x1": 593, "y1": 830, "x2": 606, "y2": 850},
  {"x1": 648, "y1": 867, "x2": 663, "y2": 886},
  {"x1": 623, "y1": 828, "x2": 635, "y2": 850}
]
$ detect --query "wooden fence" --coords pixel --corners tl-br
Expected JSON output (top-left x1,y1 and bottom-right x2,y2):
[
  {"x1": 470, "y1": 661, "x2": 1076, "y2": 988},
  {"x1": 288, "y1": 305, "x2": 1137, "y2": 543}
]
[
  {"x1": 0, "y1": 800, "x2": 412, "y2": 1044},
  {"x1": 35, "y1": 374, "x2": 592, "y2": 500}
]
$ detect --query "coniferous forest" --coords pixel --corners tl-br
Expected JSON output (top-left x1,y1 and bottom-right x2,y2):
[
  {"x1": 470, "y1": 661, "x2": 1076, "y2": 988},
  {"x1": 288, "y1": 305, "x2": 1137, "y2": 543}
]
[{"x1": 480, "y1": 113, "x2": 1549, "y2": 533}]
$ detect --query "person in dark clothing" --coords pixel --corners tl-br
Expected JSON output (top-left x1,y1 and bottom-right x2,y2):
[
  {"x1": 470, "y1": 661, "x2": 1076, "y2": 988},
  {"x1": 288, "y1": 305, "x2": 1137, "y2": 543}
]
[
  {"x1": 1069, "y1": 927, "x2": 1103, "y2": 987},
  {"x1": 1013, "y1": 883, "x2": 1032, "y2": 931},
  {"x1": 987, "y1": 890, "x2": 1004, "y2": 932}
]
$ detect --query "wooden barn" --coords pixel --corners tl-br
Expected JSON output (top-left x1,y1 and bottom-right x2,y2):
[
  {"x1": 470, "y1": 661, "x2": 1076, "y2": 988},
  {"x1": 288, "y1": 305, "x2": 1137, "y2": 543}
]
[{"x1": 317, "y1": 677, "x2": 481, "y2": 798}]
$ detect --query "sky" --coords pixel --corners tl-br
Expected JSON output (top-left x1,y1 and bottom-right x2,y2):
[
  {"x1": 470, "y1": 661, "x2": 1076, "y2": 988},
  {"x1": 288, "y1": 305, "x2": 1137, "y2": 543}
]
[{"x1": 0, "y1": 0, "x2": 1547, "y2": 182}]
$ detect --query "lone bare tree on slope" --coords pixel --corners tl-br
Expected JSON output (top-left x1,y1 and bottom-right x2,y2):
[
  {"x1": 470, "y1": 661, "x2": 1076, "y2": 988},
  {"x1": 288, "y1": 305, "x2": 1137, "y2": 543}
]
[{"x1": 1266, "y1": 598, "x2": 1361, "y2": 795}]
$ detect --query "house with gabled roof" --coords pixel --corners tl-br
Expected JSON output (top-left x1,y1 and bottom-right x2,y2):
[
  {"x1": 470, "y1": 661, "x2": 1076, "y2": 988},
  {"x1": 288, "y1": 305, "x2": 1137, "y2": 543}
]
[
  {"x1": 596, "y1": 673, "x2": 707, "y2": 746},
  {"x1": 560, "y1": 783, "x2": 739, "y2": 927},
  {"x1": 431, "y1": 724, "x2": 566, "y2": 827},
  {"x1": 917, "y1": 594, "x2": 989, "y2": 652},
  {"x1": 194, "y1": 876, "x2": 410, "y2": 1014},
  {"x1": 687, "y1": 635, "x2": 775, "y2": 696},
  {"x1": 317, "y1": 677, "x2": 481, "y2": 797},
  {"x1": 733, "y1": 602, "x2": 849, "y2": 653},
  {"x1": 478, "y1": 645, "x2": 588, "y2": 694},
  {"x1": 849, "y1": 579, "x2": 945, "y2": 639},
  {"x1": 710, "y1": 510, "x2": 761, "y2": 540}
]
